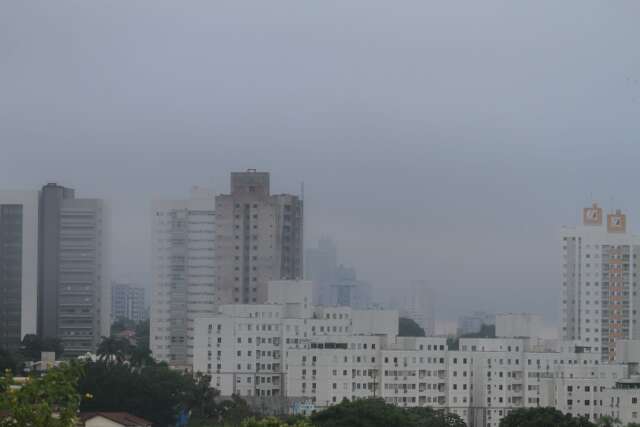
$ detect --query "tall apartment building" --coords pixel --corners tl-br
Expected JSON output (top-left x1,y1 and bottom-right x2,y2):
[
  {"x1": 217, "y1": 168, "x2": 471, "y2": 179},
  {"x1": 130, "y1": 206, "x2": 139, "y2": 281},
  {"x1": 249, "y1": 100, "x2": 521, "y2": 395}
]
[
  {"x1": 215, "y1": 170, "x2": 303, "y2": 304},
  {"x1": 38, "y1": 183, "x2": 110, "y2": 357},
  {"x1": 0, "y1": 191, "x2": 39, "y2": 352},
  {"x1": 111, "y1": 282, "x2": 146, "y2": 323},
  {"x1": 561, "y1": 203, "x2": 640, "y2": 362},
  {"x1": 150, "y1": 187, "x2": 216, "y2": 370}
]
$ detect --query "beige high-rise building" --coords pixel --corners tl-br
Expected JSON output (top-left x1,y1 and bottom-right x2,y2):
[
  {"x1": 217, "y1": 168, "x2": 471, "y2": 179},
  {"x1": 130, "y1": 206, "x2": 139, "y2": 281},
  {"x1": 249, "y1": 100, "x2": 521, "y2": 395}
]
[
  {"x1": 561, "y1": 203, "x2": 640, "y2": 361},
  {"x1": 215, "y1": 170, "x2": 303, "y2": 304}
]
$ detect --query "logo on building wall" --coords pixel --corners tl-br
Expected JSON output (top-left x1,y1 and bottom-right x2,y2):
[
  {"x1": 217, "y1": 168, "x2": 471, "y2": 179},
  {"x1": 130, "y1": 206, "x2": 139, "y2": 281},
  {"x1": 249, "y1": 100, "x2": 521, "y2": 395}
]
[
  {"x1": 583, "y1": 203, "x2": 603, "y2": 226},
  {"x1": 607, "y1": 210, "x2": 626, "y2": 233}
]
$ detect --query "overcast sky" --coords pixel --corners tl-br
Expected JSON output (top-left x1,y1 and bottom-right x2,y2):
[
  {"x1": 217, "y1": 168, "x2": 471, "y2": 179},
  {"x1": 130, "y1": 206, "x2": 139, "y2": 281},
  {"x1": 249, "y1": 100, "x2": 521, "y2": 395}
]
[{"x1": 2, "y1": 1, "x2": 639, "y2": 326}]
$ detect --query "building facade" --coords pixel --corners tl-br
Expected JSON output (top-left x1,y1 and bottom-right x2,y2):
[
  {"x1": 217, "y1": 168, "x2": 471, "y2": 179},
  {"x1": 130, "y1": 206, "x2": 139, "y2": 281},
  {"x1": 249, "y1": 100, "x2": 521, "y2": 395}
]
[
  {"x1": 0, "y1": 191, "x2": 39, "y2": 352},
  {"x1": 561, "y1": 203, "x2": 640, "y2": 362},
  {"x1": 193, "y1": 280, "x2": 640, "y2": 427},
  {"x1": 193, "y1": 280, "x2": 397, "y2": 399},
  {"x1": 458, "y1": 311, "x2": 495, "y2": 336},
  {"x1": 495, "y1": 313, "x2": 544, "y2": 338},
  {"x1": 111, "y1": 282, "x2": 146, "y2": 323},
  {"x1": 38, "y1": 183, "x2": 110, "y2": 356},
  {"x1": 215, "y1": 170, "x2": 303, "y2": 305},
  {"x1": 150, "y1": 187, "x2": 216, "y2": 370}
]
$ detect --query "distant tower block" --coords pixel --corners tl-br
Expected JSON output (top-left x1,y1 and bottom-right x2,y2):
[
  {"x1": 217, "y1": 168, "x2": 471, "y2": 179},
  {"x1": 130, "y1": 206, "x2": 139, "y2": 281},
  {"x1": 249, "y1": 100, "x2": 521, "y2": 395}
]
[{"x1": 562, "y1": 203, "x2": 639, "y2": 362}]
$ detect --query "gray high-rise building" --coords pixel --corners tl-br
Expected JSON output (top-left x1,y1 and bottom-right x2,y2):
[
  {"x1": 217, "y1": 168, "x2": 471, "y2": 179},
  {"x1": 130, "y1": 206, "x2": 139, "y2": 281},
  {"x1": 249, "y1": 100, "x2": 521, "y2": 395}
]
[
  {"x1": 38, "y1": 183, "x2": 110, "y2": 356},
  {"x1": 111, "y1": 282, "x2": 146, "y2": 323},
  {"x1": 215, "y1": 170, "x2": 303, "y2": 304},
  {"x1": 0, "y1": 191, "x2": 39, "y2": 352}
]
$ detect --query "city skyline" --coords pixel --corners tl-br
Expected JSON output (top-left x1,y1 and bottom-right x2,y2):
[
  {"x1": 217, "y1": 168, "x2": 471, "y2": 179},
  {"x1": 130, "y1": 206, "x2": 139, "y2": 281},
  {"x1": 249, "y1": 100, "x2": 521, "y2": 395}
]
[
  {"x1": 3, "y1": 2, "x2": 640, "y2": 325},
  {"x1": 3, "y1": 177, "x2": 640, "y2": 330},
  {"x1": 3, "y1": 1, "x2": 640, "y2": 425}
]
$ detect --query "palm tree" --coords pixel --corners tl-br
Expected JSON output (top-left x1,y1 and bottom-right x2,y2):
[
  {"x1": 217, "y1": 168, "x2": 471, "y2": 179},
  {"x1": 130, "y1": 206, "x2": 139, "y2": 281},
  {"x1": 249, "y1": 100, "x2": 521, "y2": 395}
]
[
  {"x1": 96, "y1": 336, "x2": 131, "y2": 365},
  {"x1": 129, "y1": 343, "x2": 154, "y2": 368}
]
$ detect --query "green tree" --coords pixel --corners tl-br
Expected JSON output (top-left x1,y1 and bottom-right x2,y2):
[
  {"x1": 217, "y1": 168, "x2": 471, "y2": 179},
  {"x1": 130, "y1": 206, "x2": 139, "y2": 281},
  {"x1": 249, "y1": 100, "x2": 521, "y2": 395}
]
[
  {"x1": 0, "y1": 349, "x2": 19, "y2": 374},
  {"x1": 96, "y1": 336, "x2": 132, "y2": 364},
  {"x1": 399, "y1": 317, "x2": 425, "y2": 337},
  {"x1": 595, "y1": 416, "x2": 622, "y2": 427},
  {"x1": 311, "y1": 398, "x2": 412, "y2": 427},
  {"x1": 406, "y1": 406, "x2": 466, "y2": 427},
  {"x1": 0, "y1": 363, "x2": 82, "y2": 427},
  {"x1": 20, "y1": 334, "x2": 64, "y2": 360},
  {"x1": 217, "y1": 394, "x2": 255, "y2": 426},
  {"x1": 78, "y1": 360, "x2": 198, "y2": 427},
  {"x1": 135, "y1": 319, "x2": 151, "y2": 351},
  {"x1": 110, "y1": 317, "x2": 136, "y2": 335},
  {"x1": 129, "y1": 342, "x2": 154, "y2": 368},
  {"x1": 499, "y1": 407, "x2": 595, "y2": 427},
  {"x1": 241, "y1": 417, "x2": 312, "y2": 427},
  {"x1": 185, "y1": 372, "x2": 220, "y2": 420}
]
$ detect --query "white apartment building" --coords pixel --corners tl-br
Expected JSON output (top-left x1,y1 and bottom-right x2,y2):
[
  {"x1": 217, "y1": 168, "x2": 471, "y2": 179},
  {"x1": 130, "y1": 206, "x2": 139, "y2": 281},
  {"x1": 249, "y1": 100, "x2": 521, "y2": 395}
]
[
  {"x1": 193, "y1": 280, "x2": 397, "y2": 397},
  {"x1": 150, "y1": 187, "x2": 216, "y2": 370},
  {"x1": 193, "y1": 280, "x2": 639, "y2": 427},
  {"x1": 561, "y1": 203, "x2": 640, "y2": 362}
]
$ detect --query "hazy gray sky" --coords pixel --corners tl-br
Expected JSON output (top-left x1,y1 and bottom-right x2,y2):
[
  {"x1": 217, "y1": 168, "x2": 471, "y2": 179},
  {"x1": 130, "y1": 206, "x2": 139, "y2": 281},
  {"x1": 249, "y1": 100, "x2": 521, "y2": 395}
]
[{"x1": 2, "y1": 1, "x2": 639, "y2": 324}]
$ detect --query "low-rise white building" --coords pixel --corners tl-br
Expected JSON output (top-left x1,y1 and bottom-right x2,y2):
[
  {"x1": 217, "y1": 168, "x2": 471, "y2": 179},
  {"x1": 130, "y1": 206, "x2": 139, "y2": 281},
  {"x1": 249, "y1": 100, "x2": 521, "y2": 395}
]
[{"x1": 193, "y1": 280, "x2": 638, "y2": 426}]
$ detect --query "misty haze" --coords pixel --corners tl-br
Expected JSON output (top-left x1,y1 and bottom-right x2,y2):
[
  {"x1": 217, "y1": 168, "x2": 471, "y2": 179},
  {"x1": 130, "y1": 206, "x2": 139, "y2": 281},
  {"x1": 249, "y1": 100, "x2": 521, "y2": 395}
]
[{"x1": 1, "y1": 2, "x2": 640, "y2": 427}]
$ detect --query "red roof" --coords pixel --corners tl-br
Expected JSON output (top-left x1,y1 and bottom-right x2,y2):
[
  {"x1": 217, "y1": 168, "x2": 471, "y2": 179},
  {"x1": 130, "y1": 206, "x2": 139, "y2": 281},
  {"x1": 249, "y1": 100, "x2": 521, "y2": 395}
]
[{"x1": 79, "y1": 412, "x2": 152, "y2": 427}]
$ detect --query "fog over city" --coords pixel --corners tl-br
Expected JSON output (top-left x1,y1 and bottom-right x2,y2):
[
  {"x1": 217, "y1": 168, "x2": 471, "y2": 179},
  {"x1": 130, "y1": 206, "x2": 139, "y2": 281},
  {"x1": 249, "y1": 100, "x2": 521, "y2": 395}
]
[{"x1": 2, "y1": 1, "x2": 640, "y2": 329}]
